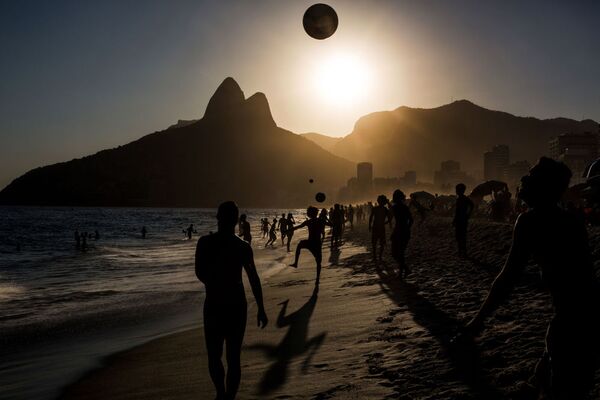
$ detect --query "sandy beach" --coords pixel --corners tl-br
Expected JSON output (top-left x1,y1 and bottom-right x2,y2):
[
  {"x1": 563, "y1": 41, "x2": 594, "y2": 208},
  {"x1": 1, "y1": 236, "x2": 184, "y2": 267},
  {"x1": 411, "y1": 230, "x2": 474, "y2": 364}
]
[{"x1": 60, "y1": 218, "x2": 600, "y2": 399}]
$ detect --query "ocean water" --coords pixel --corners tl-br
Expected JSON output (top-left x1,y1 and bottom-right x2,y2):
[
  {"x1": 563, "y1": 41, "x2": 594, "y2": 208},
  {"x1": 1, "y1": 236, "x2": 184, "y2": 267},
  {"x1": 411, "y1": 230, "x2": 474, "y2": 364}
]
[{"x1": 0, "y1": 206, "x2": 302, "y2": 400}]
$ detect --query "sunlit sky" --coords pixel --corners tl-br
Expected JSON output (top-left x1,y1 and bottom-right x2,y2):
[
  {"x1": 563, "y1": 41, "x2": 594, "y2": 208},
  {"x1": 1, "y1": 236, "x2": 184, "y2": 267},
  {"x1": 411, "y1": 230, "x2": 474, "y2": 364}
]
[{"x1": 1, "y1": 0, "x2": 599, "y2": 189}]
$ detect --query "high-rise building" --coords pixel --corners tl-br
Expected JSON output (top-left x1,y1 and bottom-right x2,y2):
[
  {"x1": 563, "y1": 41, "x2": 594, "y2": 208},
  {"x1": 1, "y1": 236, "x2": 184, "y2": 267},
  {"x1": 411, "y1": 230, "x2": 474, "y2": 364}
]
[
  {"x1": 403, "y1": 170, "x2": 417, "y2": 186},
  {"x1": 434, "y1": 160, "x2": 474, "y2": 191},
  {"x1": 440, "y1": 160, "x2": 460, "y2": 172},
  {"x1": 549, "y1": 132, "x2": 599, "y2": 184},
  {"x1": 356, "y1": 162, "x2": 373, "y2": 192},
  {"x1": 483, "y1": 145, "x2": 509, "y2": 181}
]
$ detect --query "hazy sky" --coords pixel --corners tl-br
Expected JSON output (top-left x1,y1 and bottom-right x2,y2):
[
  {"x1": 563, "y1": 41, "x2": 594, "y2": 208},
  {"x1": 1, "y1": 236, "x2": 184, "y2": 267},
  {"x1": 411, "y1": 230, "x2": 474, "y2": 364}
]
[{"x1": 1, "y1": 0, "x2": 599, "y2": 189}]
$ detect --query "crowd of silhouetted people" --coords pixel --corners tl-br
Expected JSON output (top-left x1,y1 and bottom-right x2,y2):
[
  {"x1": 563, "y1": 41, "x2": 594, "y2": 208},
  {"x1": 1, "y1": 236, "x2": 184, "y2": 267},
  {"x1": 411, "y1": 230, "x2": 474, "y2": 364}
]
[
  {"x1": 61, "y1": 156, "x2": 600, "y2": 400},
  {"x1": 192, "y1": 157, "x2": 599, "y2": 400}
]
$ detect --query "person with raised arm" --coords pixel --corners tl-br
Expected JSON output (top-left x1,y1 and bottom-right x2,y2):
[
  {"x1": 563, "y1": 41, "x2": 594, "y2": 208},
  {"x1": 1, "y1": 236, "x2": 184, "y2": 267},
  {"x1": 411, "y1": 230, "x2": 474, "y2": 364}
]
[{"x1": 463, "y1": 158, "x2": 599, "y2": 399}]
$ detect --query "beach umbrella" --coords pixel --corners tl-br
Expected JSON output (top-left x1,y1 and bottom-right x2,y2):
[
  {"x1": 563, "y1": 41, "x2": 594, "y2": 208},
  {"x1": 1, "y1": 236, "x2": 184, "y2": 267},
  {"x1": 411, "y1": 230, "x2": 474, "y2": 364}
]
[
  {"x1": 470, "y1": 180, "x2": 508, "y2": 198},
  {"x1": 410, "y1": 191, "x2": 436, "y2": 202}
]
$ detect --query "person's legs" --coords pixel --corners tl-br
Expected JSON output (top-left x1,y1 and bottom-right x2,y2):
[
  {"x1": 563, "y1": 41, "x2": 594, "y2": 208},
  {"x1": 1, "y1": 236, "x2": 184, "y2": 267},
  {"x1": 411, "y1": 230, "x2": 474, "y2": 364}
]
[
  {"x1": 309, "y1": 243, "x2": 322, "y2": 281},
  {"x1": 290, "y1": 240, "x2": 308, "y2": 267},
  {"x1": 371, "y1": 233, "x2": 377, "y2": 259},
  {"x1": 224, "y1": 304, "x2": 247, "y2": 400},
  {"x1": 378, "y1": 235, "x2": 385, "y2": 260},
  {"x1": 400, "y1": 235, "x2": 410, "y2": 277},
  {"x1": 455, "y1": 222, "x2": 467, "y2": 256},
  {"x1": 204, "y1": 305, "x2": 226, "y2": 398}
]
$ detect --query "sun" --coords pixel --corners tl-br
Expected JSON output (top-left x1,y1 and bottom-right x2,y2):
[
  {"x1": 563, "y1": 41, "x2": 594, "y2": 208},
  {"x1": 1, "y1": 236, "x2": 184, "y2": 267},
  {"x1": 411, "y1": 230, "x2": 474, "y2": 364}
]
[{"x1": 313, "y1": 53, "x2": 372, "y2": 106}]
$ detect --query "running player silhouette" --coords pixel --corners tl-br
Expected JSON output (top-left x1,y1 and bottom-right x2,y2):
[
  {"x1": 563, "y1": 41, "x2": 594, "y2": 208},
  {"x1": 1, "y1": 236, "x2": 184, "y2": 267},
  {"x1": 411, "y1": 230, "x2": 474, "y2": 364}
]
[
  {"x1": 195, "y1": 201, "x2": 268, "y2": 400},
  {"x1": 288, "y1": 206, "x2": 331, "y2": 282}
]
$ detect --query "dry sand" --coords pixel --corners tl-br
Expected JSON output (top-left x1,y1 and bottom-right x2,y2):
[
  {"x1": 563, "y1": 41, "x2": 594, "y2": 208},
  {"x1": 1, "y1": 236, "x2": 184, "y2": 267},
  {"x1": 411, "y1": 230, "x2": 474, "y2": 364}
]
[{"x1": 60, "y1": 218, "x2": 600, "y2": 399}]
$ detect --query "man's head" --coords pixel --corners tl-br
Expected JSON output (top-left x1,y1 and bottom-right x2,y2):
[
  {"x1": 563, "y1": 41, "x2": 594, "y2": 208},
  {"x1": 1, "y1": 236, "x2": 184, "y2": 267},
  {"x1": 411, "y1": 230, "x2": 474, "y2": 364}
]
[
  {"x1": 455, "y1": 183, "x2": 466, "y2": 196},
  {"x1": 217, "y1": 201, "x2": 239, "y2": 230},
  {"x1": 519, "y1": 157, "x2": 571, "y2": 208},
  {"x1": 392, "y1": 189, "x2": 405, "y2": 204},
  {"x1": 377, "y1": 194, "x2": 388, "y2": 206},
  {"x1": 239, "y1": 213, "x2": 247, "y2": 222},
  {"x1": 307, "y1": 206, "x2": 318, "y2": 219}
]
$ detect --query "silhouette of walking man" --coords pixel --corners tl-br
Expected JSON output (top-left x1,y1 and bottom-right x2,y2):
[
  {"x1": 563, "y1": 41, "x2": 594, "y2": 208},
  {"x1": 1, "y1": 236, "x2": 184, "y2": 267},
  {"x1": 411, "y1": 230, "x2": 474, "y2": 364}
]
[
  {"x1": 195, "y1": 201, "x2": 268, "y2": 400},
  {"x1": 464, "y1": 158, "x2": 599, "y2": 399},
  {"x1": 453, "y1": 183, "x2": 474, "y2": 257},
  {"x1": 369, "y1": 195, "x2": 390, "y2": 261},
  {"x1": 390, "y1": 190, "x2": 413, "y2": 278}
]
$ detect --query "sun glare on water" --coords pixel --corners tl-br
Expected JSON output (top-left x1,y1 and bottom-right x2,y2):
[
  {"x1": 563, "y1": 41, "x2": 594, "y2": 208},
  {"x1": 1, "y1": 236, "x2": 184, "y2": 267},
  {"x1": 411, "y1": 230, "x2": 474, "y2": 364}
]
[{"x1": 313, "y1": 53, "x2": 372, "y2": 106}]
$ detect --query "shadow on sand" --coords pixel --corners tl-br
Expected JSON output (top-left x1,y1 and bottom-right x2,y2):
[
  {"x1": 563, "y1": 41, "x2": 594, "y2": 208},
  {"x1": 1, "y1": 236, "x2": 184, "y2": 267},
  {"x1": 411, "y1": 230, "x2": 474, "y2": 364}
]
[
  {"x1": 374, "y1": 260, "x2": 504, "y2": 399},
  {"x1": 249, "y1": 283, "x2": 327, "y2": 395}
]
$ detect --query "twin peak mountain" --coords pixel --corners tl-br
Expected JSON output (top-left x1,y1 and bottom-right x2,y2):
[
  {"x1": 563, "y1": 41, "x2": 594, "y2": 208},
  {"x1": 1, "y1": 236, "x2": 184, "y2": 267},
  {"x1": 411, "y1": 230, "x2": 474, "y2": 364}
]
[
  {"x1": 0, "y1": 78, "x2": 353, "y2": 207},
  {"x1": 0, "y1": 77, "x2": 596, "y2": 207}
]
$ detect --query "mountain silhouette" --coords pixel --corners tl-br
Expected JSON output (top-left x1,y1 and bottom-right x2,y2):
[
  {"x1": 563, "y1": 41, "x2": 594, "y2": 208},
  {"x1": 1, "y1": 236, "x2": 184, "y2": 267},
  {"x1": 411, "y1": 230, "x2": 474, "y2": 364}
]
[
  {"x1": 0, "y1": 78, "x2": 354, "y2": 207},
  {"x1": 305, "y1": 100, "x2": 598, "y2": 180},
  {"x1": 300, "y1": 133, "x2": 342, "y2": 152}
]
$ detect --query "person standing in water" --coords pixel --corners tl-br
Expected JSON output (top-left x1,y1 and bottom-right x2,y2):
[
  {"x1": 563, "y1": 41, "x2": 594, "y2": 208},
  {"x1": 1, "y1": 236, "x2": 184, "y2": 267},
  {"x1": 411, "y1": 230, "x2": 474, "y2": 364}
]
[
  {"x1": 369, "y1": 195, "x2": 391, "y2": 261},
  {"x1": 238, "y1": 214, "x2": 252, "y2": 245},
  {"x1": 185, "y1": 224, "x2": 197, "y2": 240},
  {"x1": 463, "y1": 158, "x2": 599, "y2": 399},
  {"x1": 390, "y1": 190, "x2": 413, "y2": 278},
  {"x1": 141, "y1": 226, "x2": 147, "y2": 239},
  {"x1": 288, "y1": 206, "x2": 331, "y2": 282},
  {"x1": 195, "y1": 201, "x2": 268, "y2": 400},
  {"x1": 74, "y1": 230, "x2": 81, "y2": 249},
  {"x1": 265, "y1": 217, "x2": 277, "y2": 247},
  {"x1": 453, "y1": 183, "x2": 474, "y2": 257},
  {"x1": 278, "y1": 213, "x2": 287, "y2": 246},
  {"x1": 284, "y1": 213, "x2": 295, "y2": 252}
]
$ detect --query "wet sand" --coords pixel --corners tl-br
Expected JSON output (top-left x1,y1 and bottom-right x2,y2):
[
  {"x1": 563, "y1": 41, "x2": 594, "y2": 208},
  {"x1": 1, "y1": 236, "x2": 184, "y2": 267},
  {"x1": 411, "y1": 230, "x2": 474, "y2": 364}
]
[{"x1": 60, "y1": 218, "x2": 600, "y2": 399}]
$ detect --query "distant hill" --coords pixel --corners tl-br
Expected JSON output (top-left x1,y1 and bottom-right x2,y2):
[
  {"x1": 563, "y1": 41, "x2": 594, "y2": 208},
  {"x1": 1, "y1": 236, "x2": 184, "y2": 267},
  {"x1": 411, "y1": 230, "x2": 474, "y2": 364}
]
[
  {"x1": 325, "y1": 100, "x2": 598, "y2": 180},
  {"x1": 301, "y1": 132, "x2": 342, "y2": 152},
  {"x1": 0, "y1": 78, "x2": 354, "y2": 207}
]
